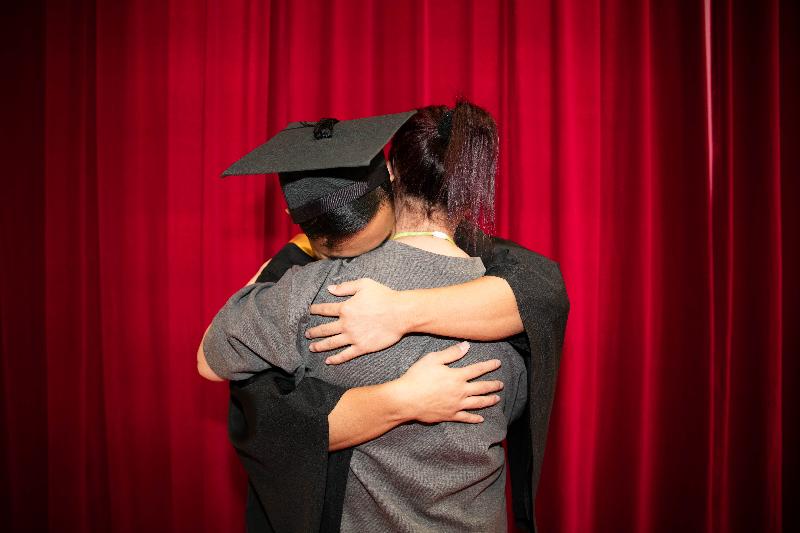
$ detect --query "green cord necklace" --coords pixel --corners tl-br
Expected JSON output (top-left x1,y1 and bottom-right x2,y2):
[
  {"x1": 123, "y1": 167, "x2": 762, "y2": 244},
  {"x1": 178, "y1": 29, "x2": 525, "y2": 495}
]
[{"x1": 391, "y1": 230, "x2": 456, "y2": 245}]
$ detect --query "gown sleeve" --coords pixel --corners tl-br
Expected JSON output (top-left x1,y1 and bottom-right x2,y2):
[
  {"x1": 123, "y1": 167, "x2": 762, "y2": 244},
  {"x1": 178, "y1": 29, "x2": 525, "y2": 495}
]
[
  {"x1": 217, "y1": 240, "x2": 353, "y2": 533},
  {"x1": 230, "y1": 369, "x2": 352, "y2": 533},
  {"x1": 481, "y1": 235, "x2": 570, "y2": 533}
]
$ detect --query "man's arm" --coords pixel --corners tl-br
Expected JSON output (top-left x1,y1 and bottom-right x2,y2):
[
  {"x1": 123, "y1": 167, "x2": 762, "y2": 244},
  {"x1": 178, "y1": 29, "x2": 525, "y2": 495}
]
[
  {"x1": 403, "y1": 276, "x2": 524, "y2": 338},
  {"x1": 201, "y1": 321, "x2": 502, "y2": 451},
  {"x1": 305, "y1": 237, "x2": 568, "y2": 365},
  {"x1": 198, "y1": 257, "x2": 504, "y2": 450},
  {"x1": 327, "y1": 342, "x2": 503, "y2": 450},
  {"x1": 306, "y1": 276, "x2": 523, "y2": 363},
  {"x1": 480, "y1": 237, "x2": 570, "y2": 530}
]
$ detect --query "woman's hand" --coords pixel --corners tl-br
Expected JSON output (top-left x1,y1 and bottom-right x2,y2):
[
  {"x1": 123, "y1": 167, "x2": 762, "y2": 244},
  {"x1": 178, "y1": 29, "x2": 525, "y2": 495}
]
[
  {"x1": 307, "y1": 279, "x2": 411, "y2": 364},
  {"x1": 392, "y1": 341, "x2": 504, "y2": 424}
]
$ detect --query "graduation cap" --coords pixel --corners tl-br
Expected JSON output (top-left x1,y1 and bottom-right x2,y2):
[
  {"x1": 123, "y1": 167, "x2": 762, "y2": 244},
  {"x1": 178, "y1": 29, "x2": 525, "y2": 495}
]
[{"x1": 222, "y1": 110, "x2": 416, "y2": 225}]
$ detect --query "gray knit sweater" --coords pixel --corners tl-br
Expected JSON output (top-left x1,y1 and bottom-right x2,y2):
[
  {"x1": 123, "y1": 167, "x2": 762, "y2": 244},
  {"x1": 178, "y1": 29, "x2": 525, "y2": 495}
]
[{"x1": 204, "y1": 240, "x2": 528, "y2": 532}]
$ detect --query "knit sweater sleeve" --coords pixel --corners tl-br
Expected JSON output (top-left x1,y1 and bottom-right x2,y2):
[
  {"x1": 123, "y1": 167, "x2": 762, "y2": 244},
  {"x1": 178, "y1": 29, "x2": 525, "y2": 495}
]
[{"x1": 203, "y1": 261, "x2": 333, "y2": 380}]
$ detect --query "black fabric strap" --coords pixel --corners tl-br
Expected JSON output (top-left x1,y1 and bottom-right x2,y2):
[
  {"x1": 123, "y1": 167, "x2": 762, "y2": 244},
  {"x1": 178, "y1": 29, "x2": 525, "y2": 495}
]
[
  {"x1": 289, "y1": 165, "x2": 389, "y2": 225},
  {"x1": 256, "y1": 242, "x2": 314, "y2": 283}
]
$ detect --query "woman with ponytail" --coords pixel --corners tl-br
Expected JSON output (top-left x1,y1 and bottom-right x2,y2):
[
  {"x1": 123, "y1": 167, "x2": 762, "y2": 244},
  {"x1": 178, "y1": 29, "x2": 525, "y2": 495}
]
[
  {"x1": 315, "y1": 100, "x2": 528, "y2": 531},
  {"x1": 388, "y1": 100, "x2": 497, "y2": 253},
  {"x1": 308, "y1": 101, "x2": 570, "y2": 532},
  {"x1": 202, "y1": 100, "x2": 569, "y2": 532}
]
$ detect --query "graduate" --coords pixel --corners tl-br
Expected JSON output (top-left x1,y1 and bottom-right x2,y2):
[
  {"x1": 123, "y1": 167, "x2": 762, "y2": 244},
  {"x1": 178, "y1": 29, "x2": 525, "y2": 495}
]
[{"x1": 199, "y1": 106, "x2": 569, "y2": 532}]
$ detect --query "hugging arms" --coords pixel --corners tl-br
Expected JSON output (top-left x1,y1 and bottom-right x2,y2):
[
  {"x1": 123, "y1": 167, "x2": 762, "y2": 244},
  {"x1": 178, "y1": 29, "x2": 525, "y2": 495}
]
[
  {"x1": 198, "y1": 232, "x2": 568, "y2": 530},
  {"x1": 198, "y1": 236, "x2": 527, "y2": 450}
]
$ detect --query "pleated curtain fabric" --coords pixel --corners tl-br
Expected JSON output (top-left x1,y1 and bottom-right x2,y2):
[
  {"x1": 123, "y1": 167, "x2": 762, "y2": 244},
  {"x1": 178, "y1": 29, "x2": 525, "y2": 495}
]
[{"x1": 1, "y1": 1, "x2": 796, "y2": 532}]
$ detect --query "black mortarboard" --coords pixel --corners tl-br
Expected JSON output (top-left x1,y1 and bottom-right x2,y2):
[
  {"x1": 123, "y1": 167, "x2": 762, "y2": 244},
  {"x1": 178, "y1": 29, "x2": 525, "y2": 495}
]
[{"x1": 222, "y1": 110, "x2": 416, "y2": 224}]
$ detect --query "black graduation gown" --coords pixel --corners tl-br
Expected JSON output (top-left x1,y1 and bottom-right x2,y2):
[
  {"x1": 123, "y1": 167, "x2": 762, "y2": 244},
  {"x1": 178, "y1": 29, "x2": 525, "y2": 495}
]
[{"x1": 228, "y1": 232, "x2": 569, "y2": 533}]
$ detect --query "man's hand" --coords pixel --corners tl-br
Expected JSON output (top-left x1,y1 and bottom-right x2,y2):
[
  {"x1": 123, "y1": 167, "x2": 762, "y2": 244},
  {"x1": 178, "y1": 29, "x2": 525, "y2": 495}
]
[
  {"x1": 307, "y1": 279, "x2": 411, "y2": 364},
  {"x1": 328, "y1": 341, "x2": 504, "y2": 449},
  {"x1": 392, "y1": 342, "x2": 503, "y2": 424}
]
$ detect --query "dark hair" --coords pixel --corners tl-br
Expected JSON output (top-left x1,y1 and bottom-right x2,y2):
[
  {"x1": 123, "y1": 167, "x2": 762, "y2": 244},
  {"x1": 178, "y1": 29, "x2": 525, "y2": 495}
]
[
  {"x1": 388, "y1": 98, "x2": 498, "y2": 234},
  {"x1": 300, "y1": 180, "x2": 393, "y2": 249}
]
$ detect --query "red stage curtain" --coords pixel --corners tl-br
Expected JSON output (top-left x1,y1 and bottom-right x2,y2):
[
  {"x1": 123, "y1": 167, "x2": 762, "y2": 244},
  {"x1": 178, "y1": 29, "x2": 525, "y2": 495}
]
[{"x1": 1, "y1": 0, "x2": 797, "y2": 532}]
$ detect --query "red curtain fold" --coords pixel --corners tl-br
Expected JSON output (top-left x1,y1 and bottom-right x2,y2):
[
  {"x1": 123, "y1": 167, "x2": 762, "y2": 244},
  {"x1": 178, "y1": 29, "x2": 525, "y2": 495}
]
[
  {"x1": 1, "y1": 0, "x2": 796, "y2": 531},
  {"x1": 0, "y1": 3, "x2": 48, "y2": 532}
]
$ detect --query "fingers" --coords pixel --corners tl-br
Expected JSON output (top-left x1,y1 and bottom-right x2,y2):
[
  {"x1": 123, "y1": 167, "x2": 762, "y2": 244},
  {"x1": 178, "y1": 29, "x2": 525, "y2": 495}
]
[
  {"x1": 324, "y1": 346, "x2": 362, "y2": 365},
  {"x1": 451, "y1": 411, "x2": 485, "y2": 424},
  {"x1": 305, "y1": 320, "x2": 342, "y2": 339},
  {"x1": 327, "y1": 279, "x2": 368, "y2": 296},
  {"x1": 459, "y1": 358, "x2": 501, "y2": 380},
  {"x1": 460, "y1": 394, "x2": 501, "y2": 411},
  {"x1": 464, "y1": 380, "x2": 504, "y2": 396},
  {"x1": 450, "y1": 392, "x2": 503, "y2": 424},
  {"x1": 428, "y1": 341, "x2": 470, "y2": 365},
  {"x1": 309, "y1": 302, "x2": 342, "y2": 317},
  {"x1": 309, "y1": 334, "x2": 349, "y2": 353}
]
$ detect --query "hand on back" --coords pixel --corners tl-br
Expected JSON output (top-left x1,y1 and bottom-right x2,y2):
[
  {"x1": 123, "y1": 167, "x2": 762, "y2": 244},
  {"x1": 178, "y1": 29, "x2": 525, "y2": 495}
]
[{"x1": 306, "y1": 279, "x2": 409, "y2": 364}]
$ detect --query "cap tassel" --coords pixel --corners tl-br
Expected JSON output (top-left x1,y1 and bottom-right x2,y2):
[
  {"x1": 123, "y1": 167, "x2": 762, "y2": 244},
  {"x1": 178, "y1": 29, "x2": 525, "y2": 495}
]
[{"x1": 313, "y1": 118, "x2": 340, "y2": 139}]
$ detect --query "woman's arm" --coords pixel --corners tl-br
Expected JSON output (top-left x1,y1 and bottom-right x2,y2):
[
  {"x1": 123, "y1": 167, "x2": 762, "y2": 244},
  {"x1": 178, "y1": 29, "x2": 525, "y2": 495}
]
[
  {"x1": 197, "y1": 325, "x2": 223, "y2": 381},
  {"x1": 196, "y1": 260, "x2": 271, "y2": 381},
  {"x1": 306, "y1": 276, "x2": 523, "y2": 363}
]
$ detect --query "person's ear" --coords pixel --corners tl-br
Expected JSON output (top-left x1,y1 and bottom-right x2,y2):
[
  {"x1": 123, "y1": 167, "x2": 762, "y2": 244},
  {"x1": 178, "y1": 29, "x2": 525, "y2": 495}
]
[{"x1": 387, "y1": 160, "x2": 396, "y2": 182}]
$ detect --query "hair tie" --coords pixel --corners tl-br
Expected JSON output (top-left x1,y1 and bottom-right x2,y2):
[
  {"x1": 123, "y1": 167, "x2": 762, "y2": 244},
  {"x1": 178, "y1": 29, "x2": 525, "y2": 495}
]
[
  {"x1": 437, "y1": 109, "x2": 453, "y2": 141},
  {"x1": 313, "y1": 118, "x2": 339, "y2": 139}
]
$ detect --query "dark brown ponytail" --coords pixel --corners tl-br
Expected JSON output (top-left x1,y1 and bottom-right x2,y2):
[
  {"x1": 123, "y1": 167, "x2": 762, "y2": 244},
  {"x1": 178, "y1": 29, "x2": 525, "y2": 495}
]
[{"x1": 389, "y1": 98, "x2": 498, "y2": 239}]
